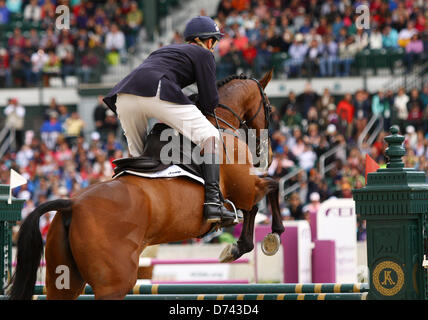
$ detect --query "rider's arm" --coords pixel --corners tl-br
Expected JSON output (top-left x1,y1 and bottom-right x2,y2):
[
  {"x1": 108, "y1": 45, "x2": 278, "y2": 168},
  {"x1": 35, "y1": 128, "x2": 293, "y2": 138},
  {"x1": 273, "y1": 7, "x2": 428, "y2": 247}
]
[{"x1": 193, "y1": 49, "x2": 218, "y2": 114}]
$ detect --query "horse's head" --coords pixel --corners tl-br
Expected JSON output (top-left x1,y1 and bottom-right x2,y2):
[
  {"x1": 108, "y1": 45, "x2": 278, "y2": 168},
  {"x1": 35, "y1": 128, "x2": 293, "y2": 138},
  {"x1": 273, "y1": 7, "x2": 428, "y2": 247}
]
[{"x1": 215, "y1": 70, "x2": 273, "y2": 168}]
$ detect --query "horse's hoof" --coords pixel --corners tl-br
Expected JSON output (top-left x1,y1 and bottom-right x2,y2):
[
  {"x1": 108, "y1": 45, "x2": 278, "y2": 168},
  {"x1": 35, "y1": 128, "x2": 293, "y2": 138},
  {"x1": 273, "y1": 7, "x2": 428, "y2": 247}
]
[
  {"x1": 219, "y1": 243, "x2": 238, "y2": 263},
  {"x1": 261, "y1": 233, "x2": 280, "y2": 256}
]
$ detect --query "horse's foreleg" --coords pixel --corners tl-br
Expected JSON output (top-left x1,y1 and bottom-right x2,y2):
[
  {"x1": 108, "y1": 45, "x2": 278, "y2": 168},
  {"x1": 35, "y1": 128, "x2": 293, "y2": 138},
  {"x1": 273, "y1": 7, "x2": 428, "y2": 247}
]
[
  {"x1": 219, "y1": 206, "x2": 258, "y2": 263},
  {"x1": 261, "y1": 177, "x2": 285, "y2": 256},
  {"x1": 266, "y1": 178, "x2": 285, "y2": 235}
]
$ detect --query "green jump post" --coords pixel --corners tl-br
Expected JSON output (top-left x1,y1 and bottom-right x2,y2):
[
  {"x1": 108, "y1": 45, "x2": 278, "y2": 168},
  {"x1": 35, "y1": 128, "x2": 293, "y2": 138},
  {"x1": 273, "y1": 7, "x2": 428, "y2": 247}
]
[
  {"x1": 0, "y1": 185, "x2": 24, "y2": 295},
  {"x1": 353, "y1": 126, "x2": 428, "y2": 300}
]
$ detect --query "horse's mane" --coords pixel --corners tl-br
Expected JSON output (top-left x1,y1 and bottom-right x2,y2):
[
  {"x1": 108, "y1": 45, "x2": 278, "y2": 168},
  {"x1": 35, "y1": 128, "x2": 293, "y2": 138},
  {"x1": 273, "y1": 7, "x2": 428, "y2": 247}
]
[{"x1": 216, "y1": 74, "x2": 249, "y2": 88}]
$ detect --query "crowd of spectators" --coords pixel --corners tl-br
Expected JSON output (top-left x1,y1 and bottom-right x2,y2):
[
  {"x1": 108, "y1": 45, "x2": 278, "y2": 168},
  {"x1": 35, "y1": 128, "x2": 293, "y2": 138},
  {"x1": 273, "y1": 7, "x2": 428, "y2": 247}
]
[
  {"x1": 1, "y1": 96, "x2": 123, "y2": 241},
  {"x1": 0, "y1": 0, "x2": 144, "y2": 88},
  {"x1": 210, "y1": 0, "x2": 427, "y2": 78},
  {"x1": 264, "y1": 82, "x2": 428, "y2": 240}
]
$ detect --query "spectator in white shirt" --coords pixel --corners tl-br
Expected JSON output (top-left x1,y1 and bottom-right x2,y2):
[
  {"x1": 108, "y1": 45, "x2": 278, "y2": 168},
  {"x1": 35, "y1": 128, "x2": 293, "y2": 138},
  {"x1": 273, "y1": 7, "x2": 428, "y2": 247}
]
[
  {"x1": 23, "y1": 0, "x2": 41, "y2": 22},
  {"x1": 354, "y1": 28, "x2": 369, "y2": 51},
  {"x1": 398, "y1": 20, "x2": 417, "y2": 48},
  {"x1": 105, "y1": 23, "x2": 126, "y2": 61},
  {"x1": 4, "y1": 97, "x2": 26, "y2": 150},
  {"x1": 284, "y1": 33, "x2": 308, "y2": 77},
  {"x1": 30, "y1": 48, "x2": 48, "y2": 85},
  {"x1": 369, "y1": 25, "x2": 383, "y2": 49},
  {"x1": 393, "y1": 87, "x2": 410, "y2": 131}
]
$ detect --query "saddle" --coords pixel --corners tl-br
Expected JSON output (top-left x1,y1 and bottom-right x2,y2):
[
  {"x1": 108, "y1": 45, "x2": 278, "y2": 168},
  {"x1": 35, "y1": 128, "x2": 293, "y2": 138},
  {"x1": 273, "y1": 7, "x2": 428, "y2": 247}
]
[
  {"x1": 112, "y1": 123, "x2": 203, "y2": 179},
  {"x1": 113, "y1": 123, "x2": 243, "y2": 234}
]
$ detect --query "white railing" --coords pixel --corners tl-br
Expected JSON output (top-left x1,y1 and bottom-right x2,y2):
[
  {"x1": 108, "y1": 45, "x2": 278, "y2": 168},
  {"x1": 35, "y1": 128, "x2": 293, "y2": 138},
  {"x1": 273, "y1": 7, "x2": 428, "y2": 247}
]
[
  {"x1": 357, "y1": 113, "x2": 384, "y2": 152},
  {"x1": 0, "y1": 126, "x2": 15, "y2": 158},
  {"x1": 278, "y1": 167, "x2": 306, "y2": 200},
  {"x1": 319, "y1": 144, "x2": 344, "y2": 178}
]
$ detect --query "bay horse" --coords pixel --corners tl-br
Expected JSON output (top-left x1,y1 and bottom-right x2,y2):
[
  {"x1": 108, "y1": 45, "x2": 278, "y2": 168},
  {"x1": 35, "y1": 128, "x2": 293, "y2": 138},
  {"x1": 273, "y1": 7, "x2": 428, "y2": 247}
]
[{"x1": 9, "y1": 70, "x2": 284, "y2": 300}]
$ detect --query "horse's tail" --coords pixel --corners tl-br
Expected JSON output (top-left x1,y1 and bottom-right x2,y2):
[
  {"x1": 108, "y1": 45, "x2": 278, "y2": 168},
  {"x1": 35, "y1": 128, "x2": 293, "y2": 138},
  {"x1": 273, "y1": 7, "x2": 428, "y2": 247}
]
[{"x1": 8, "y1": 199, "x2": 72, "y2": 300}]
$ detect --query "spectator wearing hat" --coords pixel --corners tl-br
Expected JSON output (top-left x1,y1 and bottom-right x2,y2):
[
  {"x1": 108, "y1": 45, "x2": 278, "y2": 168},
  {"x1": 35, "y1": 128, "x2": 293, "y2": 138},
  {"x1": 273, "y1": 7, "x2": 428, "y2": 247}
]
[
  {"x1": 303, "y1": 192, "x2": 321, "y2": 216},
  {"x1": 4, "y1": 98, "x2": 26, "y2": 150},
  {"x1": 102, "y1": 109, "x2": 119, "y2": 140},
  {"x1": 284, "y1": 33, "x2": 308, "y2": 78}
]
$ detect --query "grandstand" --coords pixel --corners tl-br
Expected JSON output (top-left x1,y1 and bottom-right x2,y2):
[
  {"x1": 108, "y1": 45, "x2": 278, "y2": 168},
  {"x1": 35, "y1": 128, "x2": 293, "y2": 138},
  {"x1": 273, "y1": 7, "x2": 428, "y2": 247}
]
[{"x1": 0, "y1": 0, "x2": 427, "y2": 246}]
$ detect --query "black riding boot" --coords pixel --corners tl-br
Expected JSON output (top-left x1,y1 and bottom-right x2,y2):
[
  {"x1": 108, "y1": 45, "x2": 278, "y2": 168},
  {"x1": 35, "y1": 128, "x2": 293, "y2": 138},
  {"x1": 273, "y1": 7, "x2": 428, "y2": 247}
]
[{"x1": 202, "y1": 154, "x2": 237, "y2": 227}]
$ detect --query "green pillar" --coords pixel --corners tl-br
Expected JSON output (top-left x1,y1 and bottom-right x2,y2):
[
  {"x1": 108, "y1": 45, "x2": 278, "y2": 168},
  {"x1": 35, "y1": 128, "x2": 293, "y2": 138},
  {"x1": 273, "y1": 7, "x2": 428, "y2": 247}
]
[
  {"x1": 0, "y1": 185, "x2": 24, "y2": 295},
  {"x1": 353, "y1": 126, "x2": 428, "y2": 300}
]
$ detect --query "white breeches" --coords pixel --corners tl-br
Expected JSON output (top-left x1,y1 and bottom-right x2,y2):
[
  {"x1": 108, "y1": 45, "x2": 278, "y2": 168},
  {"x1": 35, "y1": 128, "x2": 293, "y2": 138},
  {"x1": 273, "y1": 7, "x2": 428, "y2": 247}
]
[{"x1": 116, "y1": 89, "x2": 219, "y2": 157}]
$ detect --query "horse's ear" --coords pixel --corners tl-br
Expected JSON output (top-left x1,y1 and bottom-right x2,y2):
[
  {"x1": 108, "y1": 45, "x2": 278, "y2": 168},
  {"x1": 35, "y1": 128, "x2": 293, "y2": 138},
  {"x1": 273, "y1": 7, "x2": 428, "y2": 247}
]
[{"x1": 259, "y1": 69, "x2": 273, "y2": 89}]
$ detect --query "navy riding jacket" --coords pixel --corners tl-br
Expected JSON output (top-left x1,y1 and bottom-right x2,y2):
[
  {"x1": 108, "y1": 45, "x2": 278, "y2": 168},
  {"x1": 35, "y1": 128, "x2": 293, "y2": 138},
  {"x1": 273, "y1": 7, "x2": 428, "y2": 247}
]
[{"x1": 103, "y1": 43, "x2": 218, "y2": 114}]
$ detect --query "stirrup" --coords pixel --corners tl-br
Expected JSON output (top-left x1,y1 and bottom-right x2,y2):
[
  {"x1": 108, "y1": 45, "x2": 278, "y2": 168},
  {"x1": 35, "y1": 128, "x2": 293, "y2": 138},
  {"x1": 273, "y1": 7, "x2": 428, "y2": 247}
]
[
  {"x1": 204, "y1": 202, "x2": 238, "y2": 227},
  {"x1": 223, "y1": 199, "x2": 240, "y2": 224}
]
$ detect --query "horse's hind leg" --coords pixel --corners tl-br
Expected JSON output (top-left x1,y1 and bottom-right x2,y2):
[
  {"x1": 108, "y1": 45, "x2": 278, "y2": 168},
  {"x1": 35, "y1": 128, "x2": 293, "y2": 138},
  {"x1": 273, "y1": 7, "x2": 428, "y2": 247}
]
[
  {"x1": 219, "y1": 206, "x2": 258, "y2": 263},
  {"x1": 69, "y1": 223, "x2": 144, "y2": 300},
  {"x1": 45, "y1": 213, "x2": 85, "y2": 300}
]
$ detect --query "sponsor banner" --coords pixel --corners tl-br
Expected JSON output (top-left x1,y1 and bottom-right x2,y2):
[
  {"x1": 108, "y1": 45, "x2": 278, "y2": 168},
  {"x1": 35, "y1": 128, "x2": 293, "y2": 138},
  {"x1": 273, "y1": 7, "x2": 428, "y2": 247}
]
[{"x1": 316, "y1": 198, "x2": 358, "y2": 283}]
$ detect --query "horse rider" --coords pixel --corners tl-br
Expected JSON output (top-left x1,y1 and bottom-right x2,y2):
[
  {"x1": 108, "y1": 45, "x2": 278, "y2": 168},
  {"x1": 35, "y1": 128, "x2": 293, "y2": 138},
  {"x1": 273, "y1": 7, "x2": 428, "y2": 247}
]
[{"x1": 103, "y1": 16, "x2": 237, "y2": 227}]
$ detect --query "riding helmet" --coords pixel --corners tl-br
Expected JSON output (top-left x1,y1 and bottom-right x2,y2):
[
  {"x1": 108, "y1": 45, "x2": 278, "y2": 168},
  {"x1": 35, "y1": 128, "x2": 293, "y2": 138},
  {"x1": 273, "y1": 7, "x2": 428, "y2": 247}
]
[{"x1": 183, "y1": 16, "x2": 223, "y2": 42}]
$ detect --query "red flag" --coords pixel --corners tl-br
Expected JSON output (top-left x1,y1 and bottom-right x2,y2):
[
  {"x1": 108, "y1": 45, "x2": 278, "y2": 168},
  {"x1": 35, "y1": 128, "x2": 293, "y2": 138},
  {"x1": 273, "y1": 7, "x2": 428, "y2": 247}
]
[{"x1": 365, "y1": 154, "x2": 380, "y2": 184}]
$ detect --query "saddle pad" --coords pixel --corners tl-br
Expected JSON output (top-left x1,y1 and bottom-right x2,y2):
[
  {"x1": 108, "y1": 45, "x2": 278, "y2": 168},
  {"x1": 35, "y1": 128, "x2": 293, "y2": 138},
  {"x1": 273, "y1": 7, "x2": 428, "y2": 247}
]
[{"x1": 113, "y1": 164, "x2": 205, "y2": 185}]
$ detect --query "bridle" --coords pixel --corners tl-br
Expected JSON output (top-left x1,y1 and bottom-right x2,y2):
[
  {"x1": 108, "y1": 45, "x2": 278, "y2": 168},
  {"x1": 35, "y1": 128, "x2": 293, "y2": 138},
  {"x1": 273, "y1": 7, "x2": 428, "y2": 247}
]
[
  {"x1": 209, "y1": 78, "x2": 272, "y2": 158},
  {"x1": 214, "y1": 78, "x2": 271, "y2": 132}
]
